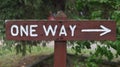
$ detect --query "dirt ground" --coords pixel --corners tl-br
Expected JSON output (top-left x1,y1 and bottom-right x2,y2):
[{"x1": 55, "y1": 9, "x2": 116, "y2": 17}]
[
  {"x1": 12, "y1": 55, "x2": 43, "y2": 67},
  {"x1": 12, "y1": 54, "x2": 120, "y2": 67}
]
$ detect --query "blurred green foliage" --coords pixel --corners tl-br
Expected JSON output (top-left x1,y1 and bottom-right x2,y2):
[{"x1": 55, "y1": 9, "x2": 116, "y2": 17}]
[{"x1": 72, "y1": 0, "x2": 120, "y2": 66}]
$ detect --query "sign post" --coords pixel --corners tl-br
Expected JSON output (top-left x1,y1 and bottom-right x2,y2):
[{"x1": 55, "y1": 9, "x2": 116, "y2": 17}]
[
  {"x1": 6, "y1": 20, "x2": 116, "y2": 67},
  {"x1": 6, "y1": 20, "x2": 116, "y2": 41},
  {"x1": 53, "y1": 13, "x2": 67, "y2": 67},
  {"x1": 54, "y1": 41, "x2": 66, "y2": 67}
]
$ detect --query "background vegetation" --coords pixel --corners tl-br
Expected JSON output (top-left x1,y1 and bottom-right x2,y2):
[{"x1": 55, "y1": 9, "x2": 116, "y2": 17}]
[{"x1": 0, "y1": 0, "x2": 120, "y2": 67}]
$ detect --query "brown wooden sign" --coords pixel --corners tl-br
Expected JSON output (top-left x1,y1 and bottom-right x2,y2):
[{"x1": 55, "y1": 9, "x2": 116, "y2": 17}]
[{"x1": 6, "y1": 20, "x2": 116, "y2": 40}]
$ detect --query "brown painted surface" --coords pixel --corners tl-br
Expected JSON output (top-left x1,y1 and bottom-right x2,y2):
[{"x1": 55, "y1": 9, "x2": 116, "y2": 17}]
[
  {"x1": 54, "y1": 41, "x2": 66, "y2": 67},
  {"x1": 6, "y1": 20, "x2": 116, "y2": 41},
  {"x1": 53, "y1": 12, "x2": 67, "y2": 67}
]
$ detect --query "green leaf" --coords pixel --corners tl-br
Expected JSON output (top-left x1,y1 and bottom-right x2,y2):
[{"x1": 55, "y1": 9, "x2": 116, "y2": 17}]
[{"x1": 100, "y1": 0, "x2": 108, "y2": 3}]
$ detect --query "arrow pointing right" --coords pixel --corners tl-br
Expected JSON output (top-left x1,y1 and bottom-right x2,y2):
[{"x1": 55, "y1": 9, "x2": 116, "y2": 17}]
[{"x1": 81, "y1": 25, "x2": 111, "y2": 36}]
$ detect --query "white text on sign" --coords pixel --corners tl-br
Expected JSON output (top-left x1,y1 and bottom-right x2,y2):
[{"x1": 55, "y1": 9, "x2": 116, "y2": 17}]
[{"x1": 10, "y1": 25, "x2": 77, "y2": 37}]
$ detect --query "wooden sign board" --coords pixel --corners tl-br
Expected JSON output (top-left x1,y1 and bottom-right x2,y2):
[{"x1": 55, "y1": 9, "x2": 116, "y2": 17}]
[{"x1": 6, "y1": 20, "x2": 116, "y2": 41}]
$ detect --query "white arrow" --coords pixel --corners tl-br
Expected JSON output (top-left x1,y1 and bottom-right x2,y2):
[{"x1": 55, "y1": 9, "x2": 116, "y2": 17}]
[{"x1": 81, "y1": 25, "x2": 111, "y2": 36}]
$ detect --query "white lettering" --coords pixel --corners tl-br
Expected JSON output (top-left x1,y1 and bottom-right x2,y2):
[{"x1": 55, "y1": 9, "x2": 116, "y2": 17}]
[
  {"x1": 69, "y1": 25, "x2": 76, "y2": 36},
  {"x1": 11, "y1": 25, "x2": 19, "y2": 36},
  {"x1": 20, "y1": 25, "x2": 28, "y2": 36},
  {"x1": 30, "y1": 25, "x2": 38, "y2": 37},
  {"x1": 59, "y1": 25, "x2": 67, "y2": 36},
  {"x1": 43, "y1": 25, "x2": 57, "y2": 36}
]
